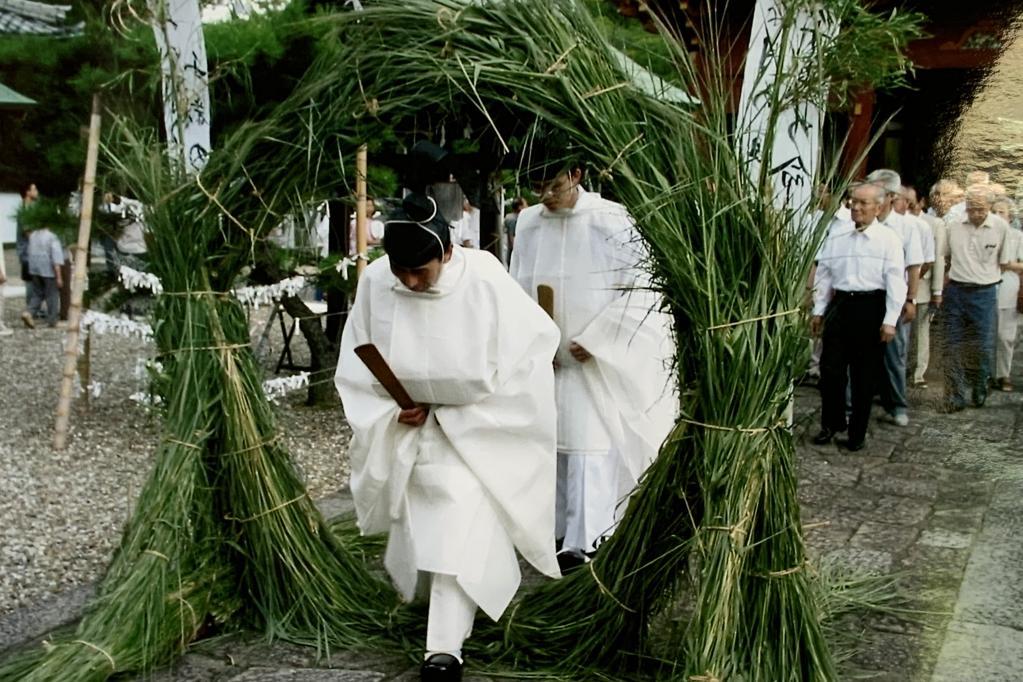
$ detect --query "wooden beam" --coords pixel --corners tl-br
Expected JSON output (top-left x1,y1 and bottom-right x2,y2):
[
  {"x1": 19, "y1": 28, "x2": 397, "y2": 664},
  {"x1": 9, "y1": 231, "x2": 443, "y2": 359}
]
[{"x1": 54, "y1": 94, "x2": 101, "y2": 450}]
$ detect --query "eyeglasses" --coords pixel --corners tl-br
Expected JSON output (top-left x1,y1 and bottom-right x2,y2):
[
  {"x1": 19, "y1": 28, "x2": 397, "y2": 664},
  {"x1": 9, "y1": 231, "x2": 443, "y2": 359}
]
[{"x1": 847, "y1": 198, "x2": 878, "y2": 207}]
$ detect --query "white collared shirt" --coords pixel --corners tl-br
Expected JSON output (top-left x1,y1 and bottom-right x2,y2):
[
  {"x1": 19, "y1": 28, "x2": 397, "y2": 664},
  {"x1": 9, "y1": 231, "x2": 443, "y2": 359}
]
[
  {"x1": 814, "y1": 220, "x2": 908, "y2": 327},
  {"x1": 879, "y1": 210, "x2": 924, "y2": 268},
  {"x1": 919, "y1": 213, "x2": 947, "y2": 299},
  {"x1": 998, "y1": 228, "x2": 1023, "y2": 308},
  {"x1": 944, "y1": 212, "x2": 1010, "y2": 286}
]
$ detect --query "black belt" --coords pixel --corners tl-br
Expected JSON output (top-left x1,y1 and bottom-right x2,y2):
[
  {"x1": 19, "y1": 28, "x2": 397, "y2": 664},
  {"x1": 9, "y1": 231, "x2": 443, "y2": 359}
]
[
  {"x1": 949, "y1": 280, "x2": 998, "y2": 290},
  {"x1": 833, "y1": 289, "x2": 884, "y2": 298}
]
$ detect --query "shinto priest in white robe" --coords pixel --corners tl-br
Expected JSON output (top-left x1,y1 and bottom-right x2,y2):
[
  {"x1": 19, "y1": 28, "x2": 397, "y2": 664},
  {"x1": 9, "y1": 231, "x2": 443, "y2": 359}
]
[
  {"x1": 510, "y1": 189, "x2": 676, "y2": 553},
  {"x1": 335, "y1": 246, "x2": 561, "y2": 622}
]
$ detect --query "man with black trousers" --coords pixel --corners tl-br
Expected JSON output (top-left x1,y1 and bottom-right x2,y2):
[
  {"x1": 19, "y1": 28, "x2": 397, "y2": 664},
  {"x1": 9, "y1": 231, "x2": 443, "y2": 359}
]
[{"x1": 811, "y1": 183, "x2": 907, "y2": 451}]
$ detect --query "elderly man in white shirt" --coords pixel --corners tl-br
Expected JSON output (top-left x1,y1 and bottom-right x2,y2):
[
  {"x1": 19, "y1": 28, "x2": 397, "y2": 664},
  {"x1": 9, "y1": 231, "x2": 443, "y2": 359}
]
[
  {"x1": 941, "y1": 185, "x2": 1011, "y2": 411},
  {"x1": 898, "y1": 185, "x2": 945, "y2": 388},
  {"x1": 992, "y1": 199, "x2": 1023, "y2": 391},
  {"x1": 866, "y1": 169, "x2": 923, "y2": 426},
  {"x1": 812, "y1": 183, "x2": 907, "y2": 452}
]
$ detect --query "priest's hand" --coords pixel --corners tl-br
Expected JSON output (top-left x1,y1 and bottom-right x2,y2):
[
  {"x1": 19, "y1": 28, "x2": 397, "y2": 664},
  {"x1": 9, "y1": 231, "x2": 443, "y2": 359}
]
[
  {"x1": 397, "y1": 406, "x2": 429, "y2": 427},
  {"x1": 569, "y1": 342, "x2": 592, "y2": 363},
  {"x1": 880, "y1": 324, "x2": 896, "y2": 343}
]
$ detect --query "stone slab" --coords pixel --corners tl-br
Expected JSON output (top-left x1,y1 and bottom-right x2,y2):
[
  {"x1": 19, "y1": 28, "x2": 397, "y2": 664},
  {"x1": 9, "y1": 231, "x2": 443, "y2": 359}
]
[
  {"x1": 946, "y1": 495, "x2": 1023, "y2": 631},
  {"x1": 0, "y1": 582, "x2": 94, "y2": 653},
  {"x1": 823, "y1": 547, "x2": 893, "y2": 575},
  {"x1": 931, "y1": 621, "x2": 1023, "y2": 682},
  {"x1": 918, "y1": 530, "x2": 974, "y2": 550},
  {"x1": 849, "y1": 522, "x2": 920, "y2": 553}
]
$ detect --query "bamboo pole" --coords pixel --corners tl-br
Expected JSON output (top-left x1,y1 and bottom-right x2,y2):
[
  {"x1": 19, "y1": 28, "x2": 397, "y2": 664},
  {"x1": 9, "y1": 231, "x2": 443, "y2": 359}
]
[
  {"x1": 355, "y1": 144, "x2": 368, "y2": 278},
  {"x1": 54, "y1": 94, "x2": 102, "y2": 450}
]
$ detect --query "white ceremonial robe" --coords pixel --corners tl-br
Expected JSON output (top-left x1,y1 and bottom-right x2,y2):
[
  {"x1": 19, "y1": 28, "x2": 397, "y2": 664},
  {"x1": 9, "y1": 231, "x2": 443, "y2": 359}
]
[
  {"x1": 335, "y1": 247, "x2": 561, "y2": 621},
  {"x1": 509, "y1": 190, "x2": 676, "y2": 549}
]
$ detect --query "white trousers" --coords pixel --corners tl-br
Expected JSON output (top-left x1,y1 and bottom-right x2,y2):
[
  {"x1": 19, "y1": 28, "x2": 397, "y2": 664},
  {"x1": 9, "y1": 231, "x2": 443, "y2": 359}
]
[
  {"x1": 912, "y1": 303, "x2": 932, "y2": 384},
  {"x1": 555, "y1": 450, "x2": 620, "y2": 554},
  {"x1": 996, "y1": 306, "x2": 1019, "y2": 380},
  {"x1": 426, "y1": 572, "x2": 476, "y2": 658}
]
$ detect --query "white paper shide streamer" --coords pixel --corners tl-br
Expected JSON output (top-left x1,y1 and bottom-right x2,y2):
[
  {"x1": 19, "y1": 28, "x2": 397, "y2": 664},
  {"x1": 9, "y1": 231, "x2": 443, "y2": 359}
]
[
  {"x1": 119, "y1": 266, "x2": 164, "y2": 295},
  {"x1": 234, "y1": 276, "x2": 307, "y2": 309},
  {"x1": 82, "y1": 310, "x2": 155, "y2": 342},
  {"x1": 151, "y1": 0, "x2": 212, "y2": 173}
]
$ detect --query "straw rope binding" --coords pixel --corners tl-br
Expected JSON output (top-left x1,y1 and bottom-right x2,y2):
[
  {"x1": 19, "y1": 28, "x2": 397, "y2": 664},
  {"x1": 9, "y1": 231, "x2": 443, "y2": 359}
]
[
  {"x1": 587, "y1": 561, "x2": 636, "y2": 613},
  {"x1": 225, "y1": 493, "x2": 309, "y2": 523},
  {"x1": 705, "y1": 308, "x2": 801, "y2": 332},
  {"x1": 72, "y1": 640, "x2": 115, "y2": 671}
]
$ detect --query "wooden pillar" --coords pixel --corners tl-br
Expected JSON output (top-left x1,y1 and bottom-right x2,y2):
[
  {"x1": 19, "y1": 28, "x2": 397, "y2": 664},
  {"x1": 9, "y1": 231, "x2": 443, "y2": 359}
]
[
  {"x1": 324, "y1": 198, "x2": 348, "y2": 346},
  {"x1": 355, "y1": 144, "x2": 368, "y2": 278},
  {"x1": 54, "y1": 94, "x2": 101, "y2": 450},
  {"x1": 843, "y1": 88, "x2": 875, "y2": 179},
  {"x1": 479, "y1": 171, "x2": 503, "y2": 261}
]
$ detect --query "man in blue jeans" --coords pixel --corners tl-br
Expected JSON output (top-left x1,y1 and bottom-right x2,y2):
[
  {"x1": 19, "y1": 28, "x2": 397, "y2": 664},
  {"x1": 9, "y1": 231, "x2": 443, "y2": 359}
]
[
  {"x1": 866, "y1": 169, "x2": 923, "y2": 427},
  {"x1": 941, "y1": 185, "x2": 1011, "y2": 411}
]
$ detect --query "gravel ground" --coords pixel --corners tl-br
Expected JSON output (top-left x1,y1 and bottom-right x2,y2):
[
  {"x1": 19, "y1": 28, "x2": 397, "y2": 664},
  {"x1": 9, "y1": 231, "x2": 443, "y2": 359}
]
[{"x1": 0, "y1": 295, "x2": 351, "y2": 617}]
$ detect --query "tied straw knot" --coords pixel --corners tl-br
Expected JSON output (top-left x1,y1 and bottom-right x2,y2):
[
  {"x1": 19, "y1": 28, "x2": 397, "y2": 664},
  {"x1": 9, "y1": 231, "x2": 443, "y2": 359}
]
[
  {"x1": 598, "y1": 133, "x2": 643, "y2": 181},
  {"x1": 158, "y1": 342, "x2": 251, "y2": 358},
  {"x1": 703, "y1": 513, "x2": 751, "y2": 546},
  {"x1": 225, "y1": 493, "x2": 309, "y2": 523},
  {"x1": 163, "y1": 437, "x2": 202, "y2": 451},
  {"x1": 677, "y1": 416, "x2": 787, "y2": 435},
  {"x1": 224, "y1": 435, "x2": 281, "y2": 457},
  {"x1": 705, "y1": 307, "x2": 801, "y2": 332},
  {"x1": 753, "y1": 559, "x2": 809, "y2": 579},
  {"x1": 588, "y1": 561, "x2": 636, "y2": 613},
  {"x1": 72, "y1": 640, "x2": 116, "y2": 671}
]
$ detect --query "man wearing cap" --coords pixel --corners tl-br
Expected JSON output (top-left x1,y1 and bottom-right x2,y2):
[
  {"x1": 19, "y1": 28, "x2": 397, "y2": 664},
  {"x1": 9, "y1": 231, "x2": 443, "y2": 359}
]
[
  {"x1": 335, "y1": 194, "x2": 561, "y2": 681},
  {"x1": 941, "y1": 185, "x2": 1012, "y2": 411},
  {"x1": 866, "y1": 169, "x2": 923, "y2": 426},
  {"x1": 510, "y1": 159, "x2": 675, "y2": 572}
]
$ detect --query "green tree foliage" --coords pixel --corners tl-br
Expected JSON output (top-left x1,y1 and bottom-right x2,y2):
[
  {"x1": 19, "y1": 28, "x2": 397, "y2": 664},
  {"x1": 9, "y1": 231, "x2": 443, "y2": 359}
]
[{"x1": 0, "y1": 1, "x2": 311, "y2": 193}]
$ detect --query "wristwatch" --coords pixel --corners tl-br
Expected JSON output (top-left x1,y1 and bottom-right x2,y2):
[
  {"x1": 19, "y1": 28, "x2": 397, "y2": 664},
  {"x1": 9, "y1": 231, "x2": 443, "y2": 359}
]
[{"x1": 907, "y1": 298, "x2": 917, "y2": 305}]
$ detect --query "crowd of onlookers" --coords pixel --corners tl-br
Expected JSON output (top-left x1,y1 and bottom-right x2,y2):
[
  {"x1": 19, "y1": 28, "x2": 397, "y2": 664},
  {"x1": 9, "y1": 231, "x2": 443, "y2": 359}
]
[{"x1": 811, "y1": 169, "x2": 1022, "y2": 451}]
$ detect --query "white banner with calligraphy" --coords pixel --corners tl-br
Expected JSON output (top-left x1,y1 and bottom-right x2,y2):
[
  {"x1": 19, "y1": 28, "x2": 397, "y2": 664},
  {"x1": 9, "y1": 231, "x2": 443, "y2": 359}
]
[
  {"x1": 738, "y1": 1, "x2": 837, "y2": 233},
  {"x1": 151, "y1": 0, "x2": 211, "y2": 173}
]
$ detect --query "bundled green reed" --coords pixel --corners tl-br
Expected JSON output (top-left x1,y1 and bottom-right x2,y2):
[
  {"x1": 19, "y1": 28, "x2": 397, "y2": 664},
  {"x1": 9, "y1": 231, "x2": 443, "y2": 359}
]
[
  {"x1": 0, "y1": 130, "x2": 400, "y2": 682},
  {"x1": 0, "y1": 1, "x2": 918, "y2": 679}
]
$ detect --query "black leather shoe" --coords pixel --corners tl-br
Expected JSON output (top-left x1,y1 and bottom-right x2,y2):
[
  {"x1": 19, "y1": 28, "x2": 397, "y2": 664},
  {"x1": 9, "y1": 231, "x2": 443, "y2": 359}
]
[
  {"x1": 421, "y1": 653, "x2": 462, "y2": 682},
  {"x1": 557, "y1": 549, "x2": 589, "y2": 576},
  {"x1": 838, "y1": 438, "x2": 865, "y2": 452},
  {"x1": 812, "y1": 428, "x2": 839, "y2": 445}
]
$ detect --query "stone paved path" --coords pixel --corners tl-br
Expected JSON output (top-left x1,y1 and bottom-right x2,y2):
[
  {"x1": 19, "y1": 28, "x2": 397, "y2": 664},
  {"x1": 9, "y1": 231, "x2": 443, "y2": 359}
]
[
  {"x1": 2, "y1": 359, "x2": 1021, "y2": 680},
  {"x1": 793, "y1": 377, "x2": 1023, "y2": 681}
]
